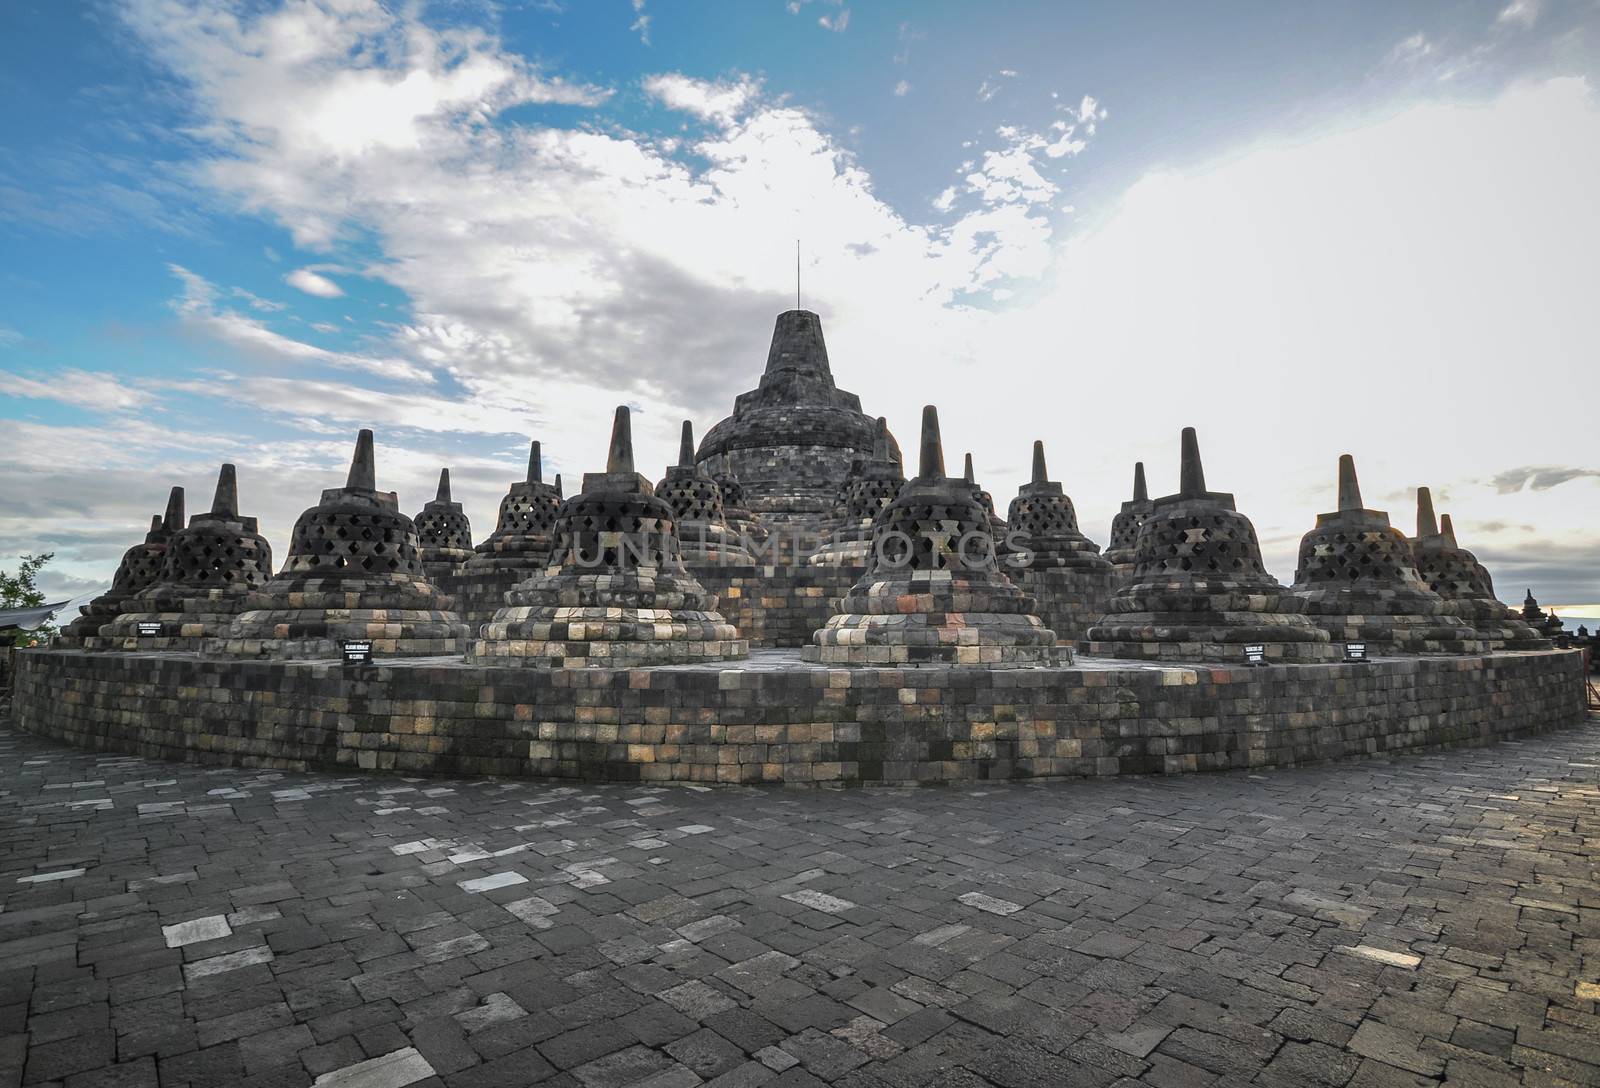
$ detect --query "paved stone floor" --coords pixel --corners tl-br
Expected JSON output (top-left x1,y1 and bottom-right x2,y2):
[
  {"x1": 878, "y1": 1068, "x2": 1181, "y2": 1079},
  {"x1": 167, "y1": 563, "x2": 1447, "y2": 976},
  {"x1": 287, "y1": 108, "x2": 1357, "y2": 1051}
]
[{"x1": 1, "y1": 720, "x2": 1597, "y2": 1088}]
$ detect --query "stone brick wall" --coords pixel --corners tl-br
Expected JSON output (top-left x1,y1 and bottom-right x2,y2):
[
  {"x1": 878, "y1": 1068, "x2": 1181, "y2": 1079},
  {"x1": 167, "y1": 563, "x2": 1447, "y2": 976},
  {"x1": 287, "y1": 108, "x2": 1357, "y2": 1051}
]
[
  {"x1": 691, "y1": 562, "x2": 859, "y2": 648},
  {"x1": 1015, "y1": 568, "x2": 1114, "y2": 644},
  {"x1": 16, "y1": 648, "x2": 1586, "y2": 785}
]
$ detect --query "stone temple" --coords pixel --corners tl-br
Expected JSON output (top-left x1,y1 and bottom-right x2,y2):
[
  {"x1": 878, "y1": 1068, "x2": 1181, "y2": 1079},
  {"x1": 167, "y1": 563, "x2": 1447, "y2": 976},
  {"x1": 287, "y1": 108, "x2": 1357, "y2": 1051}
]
[
  {"x1": 697, "y1": 309, "x2": 900, "y2": 529},
  {"x1": 14, "y1": 306, "x2": 1586, "y2": 785}
]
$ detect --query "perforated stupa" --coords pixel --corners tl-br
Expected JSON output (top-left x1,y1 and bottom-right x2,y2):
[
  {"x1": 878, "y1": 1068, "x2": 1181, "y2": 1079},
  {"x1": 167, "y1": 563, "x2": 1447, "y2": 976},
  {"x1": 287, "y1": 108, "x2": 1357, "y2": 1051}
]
[
  {"x1": 456, "y1": 441, "x2": 563, "y2": 627},
  {"x1": 808, "y1": 406, "x2": 1059, "y2": 666},
  {"x1": 1410, "y1": 492, "x2": 1548, "y2": 650},
  {"x1": 1001, "y1": 441, "x2": 1114, "y2": 642},
  {"x1": 90, "y1": 466, "x2": 273, "y2": 651},
  {"x1": 1004, "y1": 442, "x2": 1110, "y2": 574},
  {"x1": 1103, "y1": 462, "x2": 1153, "y2": 584},
  {"x1": 1087, "y1": 428, "x2": 1338, "y2": 662},
  {"x1": 60, "y1": 487, "x2": 185, "y2": 644},
  {"x1": 473, "y1": 407, "x2": 747, "y2": 667},
  {"x1": 808, "y1": 417, "x2": 903, "y2": 569},
  {"x1": 655, "y1": 421, "x2": 755, "y2": 567},
  {"x1": 216, "y1": 431, "x2": 469, "y2": 658},
  {"x1": 1287, "y1": 456, "x2": 1481, "y2": 654},
  {"x1": 412, "y1": 469, "x2": 474, "y2": 585}
]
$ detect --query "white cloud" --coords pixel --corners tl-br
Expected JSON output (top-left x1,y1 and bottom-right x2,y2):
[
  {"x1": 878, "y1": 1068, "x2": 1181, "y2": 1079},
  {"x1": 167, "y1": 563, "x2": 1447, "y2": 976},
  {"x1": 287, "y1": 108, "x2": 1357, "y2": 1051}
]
[
  {"x1": 0, "y1": 324, "x2": 22, "y2": 347},
  {"x1": 117, "y1": 0, "x2": 1084, "y2": 420},
  {"x1": 118, "y1": 0, "x2": 607, "y2": 248},
  {"x1": 643, "y1": 73, "x2": 758, "y2": 125},
  {"x1": 893, "y1": 80, "x2": 910, "y2": 97},
  {"x1": 1387, "y1": 32, "x2": 1435, "y2": 67},
  {"x1": 964, "y1": 77, "x2": 1600, "y2": 587},
  {"x1": 39, "y1": 0, "x2": 1592, "y2": 608},
  {"x1": 3, "y1": 369, "x2": 155, "y2": 413},
  {"x1": 286, "y1": 267, "x2": 343, "y2": 298},
  {"x1": 630, "y1": 0, "x2": 650, "y2": 44},
  {"x1": 819, "y1": 9, "x2": 849, "y2": 32},
  {"x1": 168, "y1": 265, "x2": 433, "y2": 384},
  {"x1": 1497, "y1": 0, "x2": 1540, "y2": 27}
]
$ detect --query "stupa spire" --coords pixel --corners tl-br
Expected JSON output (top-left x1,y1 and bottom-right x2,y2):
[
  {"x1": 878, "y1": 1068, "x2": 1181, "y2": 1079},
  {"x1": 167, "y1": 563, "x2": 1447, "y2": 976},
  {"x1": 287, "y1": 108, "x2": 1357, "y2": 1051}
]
[
  {"x1": 963, "y1": 453, "x2": 976, "y2": 485},
  {"x1": 1133, "y1": 462, "x2": 1148, "y2": 503},
  {"x1": 1031, "y1": 441, "x2": 1048, "y2": 485},
  {"x1": 873, "y1": 417, "x2": 890, "y2": 461},
  {"x1": 527, "y1": 441, "x2": 542, "y2": 484},
  {"x1": 436, "y1": 468, "x2": 452, "y2": 503},
  {"x1": 606, "y1": 407, "x2": 634, "y2": 474},
  {"x1": 346, "y1": 430, "x2": 376, "y2": 491},
  {"x1": 763, "y1": 309, "x2": 833, "y2": 380},
  {"x1": 918, "y1": 406, "x2": 945, "y2": 480},
  {"x1": 1416, "y1": 487, "x2": 1438, "y2": 539},
  {"x1": 678, "y1": 420, "x2": 695, "y2": 468},
  {"x1": 1337, "y1": 454, "x2": 1363, "y2": 512},
  {"x1": 163, "y1": 486, "x2": 185, "y2": 532},
  {"x1": 211, "y1": 464, "x2": 239, "y2": 518},
  {"x1": 1178, "y1": 427, "x2": 1206, "y2": 498},
  {"x1": 554, "y1": 473, "x2": 563, "y2": 497},
  {"x1": 1440, "y1": 513, "x2": 1459, "y2": 548}
]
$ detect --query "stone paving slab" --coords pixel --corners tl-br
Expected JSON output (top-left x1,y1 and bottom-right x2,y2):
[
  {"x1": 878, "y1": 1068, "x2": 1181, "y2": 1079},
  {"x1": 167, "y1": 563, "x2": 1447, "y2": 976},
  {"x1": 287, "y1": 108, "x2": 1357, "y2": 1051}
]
[{"x1": 1, "y1": 717, "x2": 1597, "y2": 1087}]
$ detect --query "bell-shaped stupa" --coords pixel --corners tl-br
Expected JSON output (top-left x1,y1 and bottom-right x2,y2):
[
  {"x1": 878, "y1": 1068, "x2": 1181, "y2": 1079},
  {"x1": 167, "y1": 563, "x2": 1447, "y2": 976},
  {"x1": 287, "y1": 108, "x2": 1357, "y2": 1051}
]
[
  {"x1": 698, "y1": 309, "x2": 900, "y2": 528},
  {"x1": 1410, "y1": 494, "x2": 1548, "y2": 649},
  {"x1": 456, "y1": 441, "x2": 563, "y2": 627},
  {"x1": 1001, "y1": 441, "x2": 1114, "y2": 642},
  {"x1": 1004, "y1": 442, "x2": 1110, "y2": 573},
  {"x1": 473, "y1": 407, "x2": 747, "y2": 667},
  {"x1": 216, "y1": 431, "x2": 469, "y2": 658},
  {"x1": 91, "y1": 466, "x2": 273, "y2": 650},
  {"x1": 655, "y1": 420, "x2": 756, "y2": 566},
  {"x1": 962, "y1": 453, "x2": 1008, "y2": 539},
  {"x1": 808, "y1": 406, "x2": 1059, "y2": 666},
  {"x1": 1103, "y1": 463, "x2": 1153, "y2": 584},
  {"x1": 711, "y1": 467, "x2": 767, "y2": 547},
  {"x1": 412, "y1": 469, "x2": 474, "y2": 585},
  {"x1": 1287, "y1": 456, "x2": 1481, "y2": 654},
  {"x1": 60, "y1": 487, "x2": 185, "y2": 645},
  {"x1": 808, "y1": 418, "x2": 904, "y2": 569},
  {"x1": 1086, "y1": 428, "x2": 1338, "y2": 662},
  {"x1": 811, "y1": 456, "x2": 865, "y2": 553},
  {"x1": 1519, "y1": 588, "x2": 1566, "y2": 639}
]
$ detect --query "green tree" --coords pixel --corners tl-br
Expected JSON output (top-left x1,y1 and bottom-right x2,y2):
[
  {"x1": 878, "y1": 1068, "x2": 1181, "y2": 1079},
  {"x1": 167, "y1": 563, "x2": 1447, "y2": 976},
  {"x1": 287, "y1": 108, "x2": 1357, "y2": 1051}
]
[{"x1": 1, "y1": 552, "x2": 57, "y2": 647}]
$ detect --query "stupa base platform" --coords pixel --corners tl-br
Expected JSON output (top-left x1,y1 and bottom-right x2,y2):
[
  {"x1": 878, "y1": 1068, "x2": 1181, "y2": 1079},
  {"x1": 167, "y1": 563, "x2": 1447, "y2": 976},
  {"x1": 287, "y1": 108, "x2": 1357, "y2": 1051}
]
[
  {"x1": 1302, "y1": 611, "x2": 1487, "y2": 655},
  {"x1": 806, "y1": 613, "x2": 1065, "y2": 667},
  {"x1": 220, "y1": 578, "x2": 472, "y2": 659},
  {"x1": 207, "y1": 610, "x2": 472, "y2": 660},
  {"x1": 1081, "y1": 639, "x2": 1343, "y2": 664},
  {"x1": 14, "y1": 647, "x2": 1584, "y2": 784},
  {"x1": 1088, "y1": 606, "x2": 1342, "y2": 663},
  {"x1": 85, "y1": 590, "x2": 258, "y2": 652},
  {"x1": 471, "y1": 637, "x2": 750, "y2": 668}
]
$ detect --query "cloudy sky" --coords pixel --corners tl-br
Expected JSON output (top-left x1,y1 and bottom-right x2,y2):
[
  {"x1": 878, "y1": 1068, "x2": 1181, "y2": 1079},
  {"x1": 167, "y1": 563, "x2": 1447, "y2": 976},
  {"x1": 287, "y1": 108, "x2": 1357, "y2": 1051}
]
[{"x1": 2, "y1": 0, "x2": 1598, "y2": 613}]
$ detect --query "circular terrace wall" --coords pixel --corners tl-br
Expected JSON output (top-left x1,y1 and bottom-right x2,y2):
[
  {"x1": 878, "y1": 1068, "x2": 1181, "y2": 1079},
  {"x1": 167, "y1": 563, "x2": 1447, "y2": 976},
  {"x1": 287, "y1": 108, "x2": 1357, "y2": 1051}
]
[{"x1": 13, "y1": 648, "x2": 1586, "y2": 785}]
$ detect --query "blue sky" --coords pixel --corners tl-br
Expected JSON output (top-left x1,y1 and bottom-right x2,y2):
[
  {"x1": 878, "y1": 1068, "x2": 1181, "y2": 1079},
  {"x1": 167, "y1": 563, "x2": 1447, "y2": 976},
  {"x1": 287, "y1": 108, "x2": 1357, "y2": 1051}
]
[{"x1": 3, "y1": 0, "x2": 1599, "y2": 610}]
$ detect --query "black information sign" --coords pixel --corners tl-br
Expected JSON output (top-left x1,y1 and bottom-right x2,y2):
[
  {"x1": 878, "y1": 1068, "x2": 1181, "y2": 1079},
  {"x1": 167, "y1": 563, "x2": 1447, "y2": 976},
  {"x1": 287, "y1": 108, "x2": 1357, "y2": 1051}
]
[
  {"x1": 135, "y1": 621, "x2": 162, "y2": 637},
  {"x1": 1243, "y1": 643, "x2": 1267, "y2": 665},
  {"x1": 341, "y1": 639, "x2": 374, "y2": 666},
  {"x1": 1344, "y1": 641, "x2": 1368, "y2": 662}
]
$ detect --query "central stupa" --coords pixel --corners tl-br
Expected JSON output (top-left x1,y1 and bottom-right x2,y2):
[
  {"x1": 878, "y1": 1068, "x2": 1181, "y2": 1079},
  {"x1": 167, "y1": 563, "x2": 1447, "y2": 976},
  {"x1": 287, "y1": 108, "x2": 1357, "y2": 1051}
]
[{"x1": 697, "y1": 309, "x2": 899, "y2": 528}]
